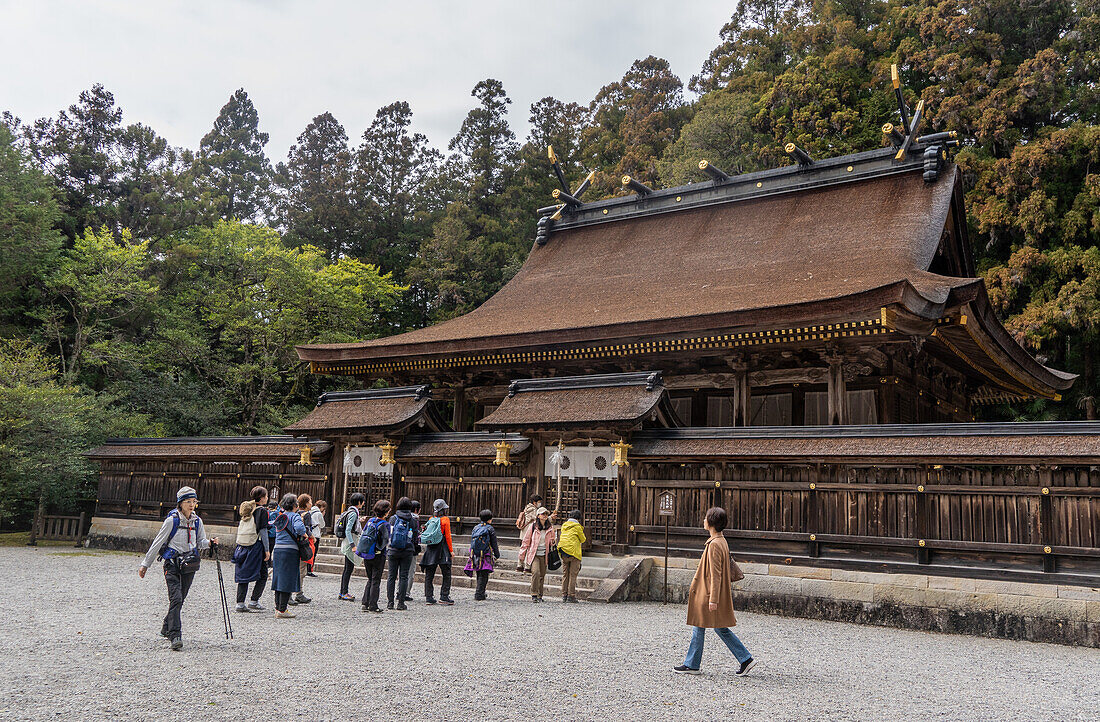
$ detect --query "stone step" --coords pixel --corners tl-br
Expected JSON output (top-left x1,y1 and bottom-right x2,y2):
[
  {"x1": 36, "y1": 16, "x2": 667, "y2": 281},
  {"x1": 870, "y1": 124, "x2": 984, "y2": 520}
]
[
  {"x1": 316, "y1": 536, "x2": 620, "y2": 571},
  {"x1": 312, "y1": 563, "x2": 596, "y2": 600},
  {"x1": 311, "y1": 559, "x2": 606, "y2": 588}
]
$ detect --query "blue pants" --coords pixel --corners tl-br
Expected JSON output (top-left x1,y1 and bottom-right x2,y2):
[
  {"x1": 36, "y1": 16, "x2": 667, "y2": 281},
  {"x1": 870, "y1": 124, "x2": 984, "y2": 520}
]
[{"x1": 684, "y1": 626, "x2": 751, "y2": 669}]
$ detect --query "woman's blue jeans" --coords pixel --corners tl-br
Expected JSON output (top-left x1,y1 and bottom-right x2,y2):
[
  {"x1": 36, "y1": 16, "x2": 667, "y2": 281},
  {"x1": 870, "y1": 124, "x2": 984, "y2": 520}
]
[{"x1": 684, "y1": 626, "x2": 751, "y2": 669}]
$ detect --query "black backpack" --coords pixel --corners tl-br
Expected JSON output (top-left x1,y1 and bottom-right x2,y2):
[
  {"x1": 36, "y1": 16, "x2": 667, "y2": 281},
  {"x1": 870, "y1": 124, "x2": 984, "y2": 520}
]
[{"x1": 334, "y1": 508, "x2": 356, "y2": 539}]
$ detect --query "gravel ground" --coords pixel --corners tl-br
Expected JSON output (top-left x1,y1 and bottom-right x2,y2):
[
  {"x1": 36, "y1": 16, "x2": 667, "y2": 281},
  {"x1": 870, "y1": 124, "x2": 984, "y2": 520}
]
[{"x1": 1, "y1": 547, "x2": 1097, "y2": 722}]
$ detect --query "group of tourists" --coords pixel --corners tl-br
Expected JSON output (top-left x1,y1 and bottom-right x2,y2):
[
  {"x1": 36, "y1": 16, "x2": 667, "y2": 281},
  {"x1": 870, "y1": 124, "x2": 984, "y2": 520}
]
[{"x1": 137, "y1": 485, "x2": 757, "y2": 677}]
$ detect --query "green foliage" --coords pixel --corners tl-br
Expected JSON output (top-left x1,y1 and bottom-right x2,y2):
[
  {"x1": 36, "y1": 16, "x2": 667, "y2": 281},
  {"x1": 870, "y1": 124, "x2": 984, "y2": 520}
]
[{"x1": 0, "y1": 123, "x2": 64, "y2": 329}]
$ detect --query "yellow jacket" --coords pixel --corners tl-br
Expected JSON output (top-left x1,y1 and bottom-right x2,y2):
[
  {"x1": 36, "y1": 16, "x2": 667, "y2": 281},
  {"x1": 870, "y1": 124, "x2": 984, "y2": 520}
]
[{"x1": 558, "y1": 519, "x2": 586, "y2": 559}]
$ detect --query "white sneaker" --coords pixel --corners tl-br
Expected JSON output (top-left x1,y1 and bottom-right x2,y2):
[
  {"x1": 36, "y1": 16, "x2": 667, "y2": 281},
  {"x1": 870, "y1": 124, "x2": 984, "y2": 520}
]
[
  {"x1": 275, "y1": 609, "x2": 297, "y2": 619},
  {"x1": 234, "y1": 603, "x2": 248, "y2": 613}
]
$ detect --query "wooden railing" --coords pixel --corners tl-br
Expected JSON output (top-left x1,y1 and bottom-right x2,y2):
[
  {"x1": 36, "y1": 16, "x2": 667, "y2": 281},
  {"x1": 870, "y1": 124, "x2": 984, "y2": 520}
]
[{"x1": 36, "y1": 513, "x2": 88, "y2": 544}]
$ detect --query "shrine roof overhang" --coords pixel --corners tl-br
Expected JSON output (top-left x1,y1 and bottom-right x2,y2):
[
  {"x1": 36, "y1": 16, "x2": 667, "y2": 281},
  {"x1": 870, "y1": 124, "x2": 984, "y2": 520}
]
[
  {"x1": 631, "y1": 422, "x2": 1100, "y2": 464},
  {"x1": 297, "y1": 148, "x2": 1074, "y2": 401},
  {"x1": 283, "y1": 386, "x2": 450, "y2": 437},
  {"x1": 475, "y1": 371, "x2": 681, "y2": 432},
  {"x1": 85, "y1": 436, "x2": 333, "y2": 461},
  {"x1": 397, "y1": 432, "x2": 532, "y2": 461}
]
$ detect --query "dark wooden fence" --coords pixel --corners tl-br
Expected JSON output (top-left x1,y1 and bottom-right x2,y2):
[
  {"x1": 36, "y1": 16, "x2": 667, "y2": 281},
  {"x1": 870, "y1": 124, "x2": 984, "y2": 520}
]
[
  {"x1": 395, "y1": 462, "x2": 528, "y2": 537},
  {"x1": 95, "y1": 458, "x2": 332, "y2": 526},
  {"x1": 627, "y1": 461, "x2": 1100, "y2": 583}
]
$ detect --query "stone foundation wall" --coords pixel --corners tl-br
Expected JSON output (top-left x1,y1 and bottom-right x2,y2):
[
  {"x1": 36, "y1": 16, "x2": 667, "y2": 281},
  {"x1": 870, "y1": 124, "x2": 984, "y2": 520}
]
[
  {"x1": 648, "y1": 557, "x2": 1100, "y2": 648},
  {"x1": 87, "y1": 516, "x2": 239, "y2": 558}
]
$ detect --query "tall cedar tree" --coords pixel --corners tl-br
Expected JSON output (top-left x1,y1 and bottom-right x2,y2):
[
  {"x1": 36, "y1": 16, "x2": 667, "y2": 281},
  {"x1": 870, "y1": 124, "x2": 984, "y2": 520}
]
[
  {"x1": 275, "y1": 112, "x2": 358, "y2": 262},
  {"x1": 355, "y1": 101, "x2": 444, "y2": 276},
  {"x1": 409, "y1": 80, "x2": 524, "y2": 321},
  {"x1": 197, "y1": 88, "x2": 273, "y2": 222}
]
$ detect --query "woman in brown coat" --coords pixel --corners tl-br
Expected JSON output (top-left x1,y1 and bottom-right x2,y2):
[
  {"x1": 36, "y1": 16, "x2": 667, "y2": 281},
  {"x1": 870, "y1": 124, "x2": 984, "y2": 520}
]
[{"x1": 674, "y1": 506, "x2": 757, "y2": 675}]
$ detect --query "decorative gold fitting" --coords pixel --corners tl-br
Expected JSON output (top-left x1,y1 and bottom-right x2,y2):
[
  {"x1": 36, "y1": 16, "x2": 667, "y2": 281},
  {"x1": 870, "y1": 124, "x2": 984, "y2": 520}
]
[
  {"x1": 493, "y1": 440, "x2": 513, "y2": 466},
  {"x1": 675, "y1": 196, "x2": 682, "y2": 202},
  {"x1": 378, "y1": 440, "x2": 398, "y2": 466},
  {"x1": 756, "y1": 182, "x2": 762, "y2": 187},
  {"x1": 1042, "y1": 487, "x2": 1050, "y2": 495},
  {"x1": 809, "y1": 483, "x2": 816, "y2": 490},
  {"x1": 698, "y1": 160, "x2": 709, "y2": 170},
  {"x1": 1044, "y1": 546, "x2": 1052, "y2": 554},
  {"x1": 630, "y1": 525, "x2": 635, "y2": 532},
  {"x1": 621, "y1": 175, "x2": 632, "y2": 186},
  {"x1": 932, "y1": 464, "x2": 943, "y2": 470},
  {"x1": 458, "y1": 477, "x2": 463, "y2": 484},
  {"x1": 715, "y1": 481, "x2": 721, "y2": 488},
  {"x1": 917, "y1": 485, "x2": 925, "y2": 492},
  {"x1": 809, "y1": 534, "x2": 817, "y2": 541},
  {"x1": 602, "y1": 209, "x2": 609, "y2": 215},
  {"x1": 891, "y1": 63, "x2": 900, "y2": 88},
  {"x1": 630, "y1": 480, "x2": 636, "y2": 486},
  {"x1": 552, "y1": 188, "x2": 562, "y2": 199},
  {"x1": 882, "y1": 122, "x2": 894, "y2": 134},
  {"x1": 611, "y1": 439, "x2": 632, "y2": 467},
  {"x1": 784, "y1": 142, "x2": 796, "y2": 153},
  {"x1": 846, "y1": 166, "x2": 853, "y2": 172},
  {"x1": 918, "y1": 539, "x2": 926, "y2": 547},
  {"x1": 547, "y1": 145, "x2": 558, "y2": 164}
]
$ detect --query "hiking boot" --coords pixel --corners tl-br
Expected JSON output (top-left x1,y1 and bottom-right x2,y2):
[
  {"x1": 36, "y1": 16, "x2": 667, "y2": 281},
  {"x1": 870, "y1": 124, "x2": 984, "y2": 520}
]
[
  {"x1": 387, "y1": 602, "x2": 395, "y2": 610},
  {"x1": 294, "y1": 593, "x2": 311, "y2": 604},
  {"x1": 567, "y1": 596, "x2": 579, "y2": 603},
  {"x1": 247, "y1": 601, "x2": 265, "y2": 611},
  {"x1": 339, "y1": 593, "x2": 355, "y2": 602},
  {"x1": 396, "y1": 603, "x2": 408, "y2": 611},
  {"x1": 425, "y1": 598, "x2": 437, "y2": 605},
  {"x1": 170, "y1": 637, "x2": 183, "y2": 651},
  {"x1": 736, "y1": 658, "x2": 757, "y2": 677},
  {"x1": 673, "y1": 665, "x2": 700, "y2": 674},
  {"x1": 275, "y1": 609, "x2": 296, "y2": 619},
  {"x1": 234, "y1": 602, "x2": 248, "y2": 613},
  {"x1": 306, "y1": 571, "x2": 318, "y2": 577},
  {"x1": 531, "y1": 596, "x2": 540, "y2": 603}
]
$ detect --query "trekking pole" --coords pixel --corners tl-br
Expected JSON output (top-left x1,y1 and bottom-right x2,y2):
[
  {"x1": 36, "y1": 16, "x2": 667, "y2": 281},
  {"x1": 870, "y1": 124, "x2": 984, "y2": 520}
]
[{"x1": 212, "y1": 542, "x2": 233, "y2": 640}]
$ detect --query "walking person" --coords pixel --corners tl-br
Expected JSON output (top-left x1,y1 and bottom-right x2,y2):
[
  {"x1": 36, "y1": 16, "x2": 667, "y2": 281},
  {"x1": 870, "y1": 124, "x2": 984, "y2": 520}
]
[
  {"x1": 520, "y1": 507, "x2": 556, "y2": 603},
  {"x1": 386, "y1": 497, "x2": 420, "y2": 611},
  {"x1": 464, "y1": 509, "x2": 500, "y2": 601},
  {"x1": 357, "y1": 500, "x2": 391, "y2": 613},
  {"x1": 233, "y1": 485, "x2": 270, "y2": 612},
  {"x1": 137, "y1": 486, "x2": 216, "y2": 651},
  {"x1": 337, "y1": 493, "x2": 366, "y2": 602},
  {"x1": 515, "y1": 494, "x2": 544, "y2": 572},
  {"x1": 294, "y1": 493, "x2": 315, "y2": 605},
  {"x1": 306, "y1": 500, "x2": 326, "y2": 577},
  {"x1": 674, "y1": 506, "x2": 757, "y2": 676},
  {"x1": 420, "y1": 498, "x2": 455, "y2": 606},
  {"x1": 272, "y1": 493, "x2": 309, "y2": 618},
  {"x1": 558, "y1": 509, "x2": 586, "y2": 603}
]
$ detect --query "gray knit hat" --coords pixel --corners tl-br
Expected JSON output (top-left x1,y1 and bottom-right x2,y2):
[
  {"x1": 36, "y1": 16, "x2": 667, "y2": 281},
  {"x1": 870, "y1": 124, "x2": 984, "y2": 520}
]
[{"x1": 176, "y1": 486, "x2": 198, "y2": 502}]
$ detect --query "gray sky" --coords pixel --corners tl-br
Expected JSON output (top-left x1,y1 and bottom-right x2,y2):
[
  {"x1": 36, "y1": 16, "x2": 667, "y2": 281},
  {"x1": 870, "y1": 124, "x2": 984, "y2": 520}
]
[{"x1": 1, "y1": 1, "x2": 734, "y2": 161}]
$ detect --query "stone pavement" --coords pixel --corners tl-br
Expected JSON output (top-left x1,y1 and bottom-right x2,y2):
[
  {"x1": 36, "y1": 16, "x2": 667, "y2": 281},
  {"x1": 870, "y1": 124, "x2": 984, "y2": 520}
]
[{"x1": 1, "y1": 547, "x2": 1097, "y2": 721}]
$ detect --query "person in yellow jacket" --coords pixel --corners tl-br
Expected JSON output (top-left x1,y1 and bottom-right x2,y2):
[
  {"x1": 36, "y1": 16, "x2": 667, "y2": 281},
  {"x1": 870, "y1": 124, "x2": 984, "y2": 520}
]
[{"x1": 557, "y1": 509, "x2": 586, "y2": 603}]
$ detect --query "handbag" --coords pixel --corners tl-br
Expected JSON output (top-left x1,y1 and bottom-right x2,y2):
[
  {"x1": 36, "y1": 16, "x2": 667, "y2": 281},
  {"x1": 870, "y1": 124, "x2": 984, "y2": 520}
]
[
  {"x1": 277, "y1": 513, "x2": 314, "y2": 562},
  {"x1": 177, "y1": 550, "x2": 201, "y2": 574},
  {"x1": 730, "y1": 553, "x2": 745, "y2": 582},
  {"x1": 547, "y1": 544, "x2": 562, "y2": 571}
]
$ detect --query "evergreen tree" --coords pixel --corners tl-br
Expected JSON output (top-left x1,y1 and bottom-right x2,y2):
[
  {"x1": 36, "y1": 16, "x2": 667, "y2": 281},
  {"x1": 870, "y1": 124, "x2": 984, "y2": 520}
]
[
  {"x1": 449, "y1": 79, "x2": 519, "y2": 199},
  {"x1": 23, "y1": 84, "x2": 124, "y2": 238},
  {"x1": 275, "y1": 112, "x2": 358, "y2": 262},
  {"x1": 355, "y1": 101, "x2": 444, "y2": 275},
  {"x1": 196, "y1": 88, "x2": 273, "y2": 222},
  {"x1": 582, "y1": 56, "x2": 691, "y2": 196}
]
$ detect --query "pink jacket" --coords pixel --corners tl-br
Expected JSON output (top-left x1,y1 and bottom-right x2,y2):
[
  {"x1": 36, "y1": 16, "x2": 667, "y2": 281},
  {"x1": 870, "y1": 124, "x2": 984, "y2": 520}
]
[{"x1": 520, "y1": 523, "x2": 557, "y2": 566}]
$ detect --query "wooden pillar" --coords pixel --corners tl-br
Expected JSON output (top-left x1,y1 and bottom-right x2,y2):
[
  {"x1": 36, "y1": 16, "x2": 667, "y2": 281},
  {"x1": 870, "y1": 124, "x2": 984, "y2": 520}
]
[
  {"x1": 731, "y1": 362, "x2": 750, "y2": 426},
  {"x1": 826, "y1": 355, "x2": 849, "y2": 425},
  {"x1": 452, "y1": 386, "x2": 467, "y2": 431}
]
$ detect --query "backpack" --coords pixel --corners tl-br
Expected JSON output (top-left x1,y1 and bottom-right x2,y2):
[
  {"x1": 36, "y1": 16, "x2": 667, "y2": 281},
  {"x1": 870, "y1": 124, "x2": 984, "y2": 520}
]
[
  {"x1": 236, "y1": 510, "x2": 258, "y2": 547},
  {"x1": 356, "y1": 517, "x2": 384, "y2": 558},
  {"x1": 420, "y1": 516, "x2": 443, "y2": 546},
  {"x1": 157, "y1": 510, "x2": 201, "y2": 568},
  {"x1": 389, "y1": 514, "x2": 413, "y2": 551},
  {"x1": 334, "y1": 508, "x2": 356, "y2": 539},
  {"x1": 470, "y1": 523, "x2": 491, "y2": 555}
]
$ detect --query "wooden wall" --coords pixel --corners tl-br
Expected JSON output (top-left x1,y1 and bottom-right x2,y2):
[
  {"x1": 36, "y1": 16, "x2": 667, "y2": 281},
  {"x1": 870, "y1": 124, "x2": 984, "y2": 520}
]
[
  {"x1": 627, "y1": 460, "x2": 1100, "y2": 581},
  {"x1": 95, "y1": 457, "x2": 332, "y2": 526}
]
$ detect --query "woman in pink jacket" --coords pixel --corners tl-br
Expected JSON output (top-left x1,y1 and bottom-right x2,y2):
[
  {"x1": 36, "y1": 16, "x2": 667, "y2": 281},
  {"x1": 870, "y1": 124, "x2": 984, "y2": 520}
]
[{"x1": 521, "y1": 507, "x2": 556, "y2": 603}]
